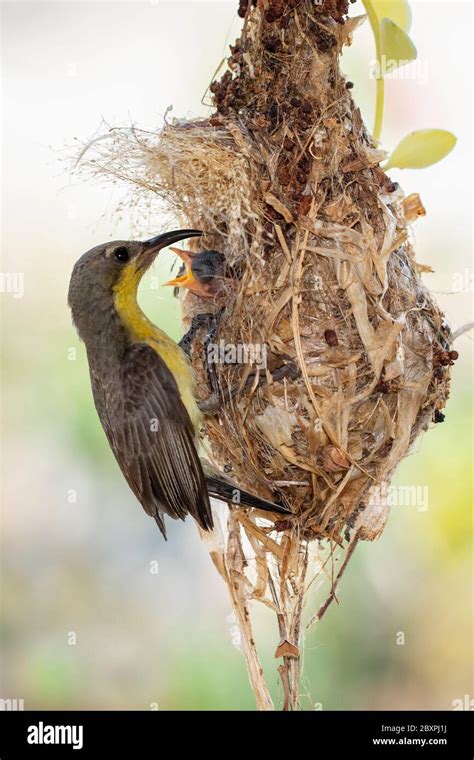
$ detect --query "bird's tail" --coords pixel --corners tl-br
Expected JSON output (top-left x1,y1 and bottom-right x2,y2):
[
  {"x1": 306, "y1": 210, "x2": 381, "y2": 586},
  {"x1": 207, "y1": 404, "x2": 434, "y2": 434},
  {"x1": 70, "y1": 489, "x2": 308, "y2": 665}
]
[{"x1": 205, "y1": 476, "x2": 292, "y2": 516}]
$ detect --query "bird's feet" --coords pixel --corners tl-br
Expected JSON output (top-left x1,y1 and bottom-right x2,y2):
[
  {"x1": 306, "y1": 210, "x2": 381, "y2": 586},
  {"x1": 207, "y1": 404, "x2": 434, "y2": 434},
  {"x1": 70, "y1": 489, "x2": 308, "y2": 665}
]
[
  {"x1": 179, "y1": 312, "x2": 217, "y2": 357},
  {"x1": 179, "y1": 309, "x2": 224, "y2": 412}
]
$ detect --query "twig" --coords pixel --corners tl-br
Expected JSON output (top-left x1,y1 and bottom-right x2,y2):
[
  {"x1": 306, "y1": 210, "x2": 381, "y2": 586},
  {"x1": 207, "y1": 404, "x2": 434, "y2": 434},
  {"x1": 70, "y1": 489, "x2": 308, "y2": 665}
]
[{"x1": 306, "y1": 532, "x2": 360, "y2": 630}]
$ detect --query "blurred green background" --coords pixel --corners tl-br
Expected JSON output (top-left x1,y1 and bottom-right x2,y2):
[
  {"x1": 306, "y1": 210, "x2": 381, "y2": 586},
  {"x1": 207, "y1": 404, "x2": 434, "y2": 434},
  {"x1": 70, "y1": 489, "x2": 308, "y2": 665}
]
[{"x1": 1, "y1": 1, "x2": 472, "y2": 710}]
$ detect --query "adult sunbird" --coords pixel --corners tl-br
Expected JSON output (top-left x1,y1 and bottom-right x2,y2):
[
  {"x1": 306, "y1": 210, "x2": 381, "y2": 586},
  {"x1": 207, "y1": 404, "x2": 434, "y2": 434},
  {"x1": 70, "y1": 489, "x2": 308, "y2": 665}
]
[{"x1": 68, "y1": 229, "x2": 290, "y2": 537}]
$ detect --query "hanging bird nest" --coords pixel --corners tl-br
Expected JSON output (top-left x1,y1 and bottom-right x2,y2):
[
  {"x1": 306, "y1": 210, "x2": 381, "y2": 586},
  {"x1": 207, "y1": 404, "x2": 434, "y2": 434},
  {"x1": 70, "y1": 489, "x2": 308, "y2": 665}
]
[{"x1": 76, "y1": 0, "x2": 455, "y2": 710}]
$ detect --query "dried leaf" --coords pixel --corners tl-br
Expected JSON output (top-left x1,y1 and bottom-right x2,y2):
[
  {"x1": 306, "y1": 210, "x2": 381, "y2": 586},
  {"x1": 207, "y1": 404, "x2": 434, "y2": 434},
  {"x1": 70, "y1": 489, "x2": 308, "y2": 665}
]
[
  {"x1": 255, "y1": 405, "x2": 297, "y2": 448},
  {"x1": 274, "y1": 639, "x2": 300, "y2": 659},
  {"x1": 322, "y1": 445, "x2": 350, "y2": 472},
  {"x1": 414, "y1": 262, "x2": 434, "y2": 275},
  {"x1": 402, "y1": 192, "x2": 426, "y2": 222},
  {"x1": 339, "y1": 13, "x2": 367, "y2": 46},
  {"x1": 265, "y1": 192, "x2": 294, "y2": 223}
]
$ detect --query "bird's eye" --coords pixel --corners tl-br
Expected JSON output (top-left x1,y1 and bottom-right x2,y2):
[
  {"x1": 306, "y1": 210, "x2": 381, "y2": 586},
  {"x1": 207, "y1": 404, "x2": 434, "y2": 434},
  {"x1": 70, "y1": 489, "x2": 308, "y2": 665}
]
[{"x1": 114, "y1": 246, "x2": 130, "y2": 263}]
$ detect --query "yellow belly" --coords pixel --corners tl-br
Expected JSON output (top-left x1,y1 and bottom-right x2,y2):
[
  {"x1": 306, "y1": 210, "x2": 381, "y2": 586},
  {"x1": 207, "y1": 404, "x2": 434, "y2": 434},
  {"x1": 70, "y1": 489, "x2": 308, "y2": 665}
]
[
  {"x1": 147, "y1": 332, "x2": 202, "y2": 432},
  {"x1": 113, "y1": 283, "x2": 202, "y2": 432}
]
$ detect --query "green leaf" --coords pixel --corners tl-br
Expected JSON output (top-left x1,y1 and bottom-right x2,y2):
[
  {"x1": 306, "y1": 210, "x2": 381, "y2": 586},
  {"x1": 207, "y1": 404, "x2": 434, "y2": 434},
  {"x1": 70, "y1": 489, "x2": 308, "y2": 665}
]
[
  {"x1": 379, "y1": 18, "x2": 417, "y2": 70},
  {"x1": 385, "y1": 130, "x2": 457, "y2": 169},
  {"x1": 371, "y1": 0, "x2": 412, "y2": 31},
  {"x1": 362, "y1": 0, "x2": 415, "y2": 140},
  {"x1": 362, "y1": 0, "x2": 414, "y2": 141}
]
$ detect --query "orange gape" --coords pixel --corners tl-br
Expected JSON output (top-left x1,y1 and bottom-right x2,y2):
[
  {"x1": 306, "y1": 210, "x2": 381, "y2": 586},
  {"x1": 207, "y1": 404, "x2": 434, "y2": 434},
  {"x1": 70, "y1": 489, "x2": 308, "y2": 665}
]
[{"x1": 164, "y1": 247, "x2": 227, "y2": 299}]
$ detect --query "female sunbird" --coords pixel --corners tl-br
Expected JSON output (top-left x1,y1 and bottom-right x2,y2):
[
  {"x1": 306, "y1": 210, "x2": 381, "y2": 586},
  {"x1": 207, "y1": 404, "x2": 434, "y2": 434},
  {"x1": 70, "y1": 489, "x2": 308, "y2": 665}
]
[{"x1": 68, "y1": 229, "x2": 290, "y2": 537}]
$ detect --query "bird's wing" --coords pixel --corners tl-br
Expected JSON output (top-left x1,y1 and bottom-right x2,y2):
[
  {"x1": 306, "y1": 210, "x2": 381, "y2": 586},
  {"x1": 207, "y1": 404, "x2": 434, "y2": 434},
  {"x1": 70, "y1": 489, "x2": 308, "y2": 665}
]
[{"x1": 101, "y1": 342, "x2": 213, "y2": 537}]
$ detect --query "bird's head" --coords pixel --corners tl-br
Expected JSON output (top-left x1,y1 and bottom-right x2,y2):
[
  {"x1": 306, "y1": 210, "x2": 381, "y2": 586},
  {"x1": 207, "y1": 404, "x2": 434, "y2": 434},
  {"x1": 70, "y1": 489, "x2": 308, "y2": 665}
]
[
  {"x1": 164, "y1": 248, "x2": 226, "y2": 299},
  {"x1": 68, "y1": 229, "x2": 202, "y2": 342}
]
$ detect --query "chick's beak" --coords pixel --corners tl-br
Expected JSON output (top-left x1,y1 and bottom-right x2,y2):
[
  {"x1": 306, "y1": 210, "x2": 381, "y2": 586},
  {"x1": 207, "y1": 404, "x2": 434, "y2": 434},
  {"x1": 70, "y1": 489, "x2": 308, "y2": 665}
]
[
  {"x1": 137, "y1": 229, "x2": 202, "y2": 271},
  {"x1": 164, "y1": 248, "x2": 222, "y2": 298},
  {"x1": 164, "y1": 247, "x2": 215, "y2": 299},
  {"x1": 164, "y1": 247, "x2": 196, "y2": 289},
  {"x1": 164, "y1": 248, "x2": 208, "y2": 297}
]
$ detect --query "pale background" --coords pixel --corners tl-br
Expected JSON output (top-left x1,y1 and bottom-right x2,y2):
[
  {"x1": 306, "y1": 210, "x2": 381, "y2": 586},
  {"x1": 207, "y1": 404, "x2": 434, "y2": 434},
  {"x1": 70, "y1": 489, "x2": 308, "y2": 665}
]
[{"x1": 1, "y1": 0, "x2": 472, "y2": 709}]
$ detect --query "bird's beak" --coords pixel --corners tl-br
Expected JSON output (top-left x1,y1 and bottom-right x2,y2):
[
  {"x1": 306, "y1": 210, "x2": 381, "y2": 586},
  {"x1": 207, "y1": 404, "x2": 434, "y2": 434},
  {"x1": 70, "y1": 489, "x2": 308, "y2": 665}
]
[
  {"x1": 163, "y1": 247, "x2": 197, "y2": 290},
  {"x1": 137, "y1": 229, "x2": 202, "y2": 271},
  {"x1": 163, "y1": 248, "x2": 214, "y2": 298}
]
